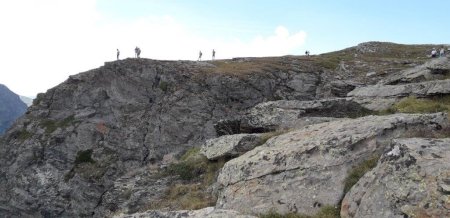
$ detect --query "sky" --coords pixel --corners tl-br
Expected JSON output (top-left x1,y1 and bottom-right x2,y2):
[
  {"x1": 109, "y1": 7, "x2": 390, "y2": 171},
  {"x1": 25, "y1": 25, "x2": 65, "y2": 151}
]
[{"x1": 0, "y1": 0, "x2": 449, "y2": 97}]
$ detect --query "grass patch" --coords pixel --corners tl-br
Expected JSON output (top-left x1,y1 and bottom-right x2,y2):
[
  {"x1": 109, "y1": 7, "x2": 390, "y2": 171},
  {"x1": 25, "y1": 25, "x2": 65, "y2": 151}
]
[
  {"x1": 259, "y1": 205, "x2": 340, "y2": 218},
  {"x1": 40, "y1": 115, "x2": 78, "y2": 134},
  {"x1": 60, "y1": 115, "x2": 76, "y2": 127},
  {"x1": 165, "y1": 147, "x2": 226, "y2": 184},
  {"x1": 313, "y1": 52, "x2": 353, "y2": 70},
  {"x1": 162, "y1": 183, "x2": 216, "y2": 210},
  {"x1": 41, "y1": 119, "x2": 57, "y2": 134},
  {"x1": 393, "y1": 96, "x2": 450, "y2": 113},
  {"x1": 343, "y1": 156, "x2": 379, "y2": 194},
  {"x1": 159, "y1": 81, "x2": 170, "y2": 92},
  {"x1": 14, "y1": 129, "x2": 33, "y2": 141},
  {"x1": 74, "y1": 149, "x2": 95, "y2": 165},
  {"x1": 148, "y1": 147, "x2": 227, "y2": 210}
]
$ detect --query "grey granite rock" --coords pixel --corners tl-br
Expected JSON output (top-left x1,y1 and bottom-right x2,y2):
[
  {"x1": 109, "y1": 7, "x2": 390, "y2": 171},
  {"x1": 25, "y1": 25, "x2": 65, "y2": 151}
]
[
  {"x1": 348, "y1": 79, "x2": 450, "y2": 98},
  {"x1": 0, "y1": 58, "x2": 328, "y2": 217},
  {"x1": 341, "y1": 138, "x2": 450, "y2": 218},
  {"x1": 239, "y1": 98, "x2": 369, "y2": 132},
  {"x1": 200, "y1": 134, "x2": 263, "y2": 160},
  {"x1": 380, "y1": 57, "x2": 450, "y2": 85},
  {"x1": 116, "y1": 207, "x2": 257, "y2": 218},
  {"x1": 216, "y1": 113, "x2": 448, "y2": 215}
]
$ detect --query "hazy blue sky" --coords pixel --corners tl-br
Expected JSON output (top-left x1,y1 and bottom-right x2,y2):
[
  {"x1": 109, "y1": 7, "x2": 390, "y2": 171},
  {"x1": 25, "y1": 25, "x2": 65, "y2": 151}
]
[{"x1": 0, "y1": 0, "x2": 449, "y2": 96}]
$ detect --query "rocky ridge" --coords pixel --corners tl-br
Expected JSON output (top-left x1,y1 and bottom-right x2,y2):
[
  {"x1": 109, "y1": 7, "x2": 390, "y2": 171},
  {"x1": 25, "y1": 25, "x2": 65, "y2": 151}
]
[{"x1": 0, "y1": 42, "x2": 449, "y2": 218}]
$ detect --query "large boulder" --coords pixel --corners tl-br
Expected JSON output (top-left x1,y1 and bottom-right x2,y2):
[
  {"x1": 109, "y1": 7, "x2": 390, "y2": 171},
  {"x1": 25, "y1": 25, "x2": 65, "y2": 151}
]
[
  {"x1": 239, "y1": 98, "x2": 369, "y2": 133},
  {"x1": 215, "y1": 113, "x2": 447, "y2": 215},
  {"x1": 380, "y1": 57, "x2": 450, "y2": 85},
  {"x1": 341, "y1": 138, "x2": 450, "y2": 218},
  {"x1": 348, "y1": 79, "x2": 450, "y2": 98},
  {"x1": 348, "y1": 79, "x2": 450, "y2": 111},
  {"x1": 200, "y1": 134, "x2": 264, "y2": 160}
]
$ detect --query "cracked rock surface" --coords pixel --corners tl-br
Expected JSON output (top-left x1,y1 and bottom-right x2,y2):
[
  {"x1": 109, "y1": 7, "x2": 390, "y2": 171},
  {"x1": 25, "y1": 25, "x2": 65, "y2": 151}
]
[
  {"x1": 216, "y1": 113, "x2": 447, "y2": 215},
  {"x1": 341, "y1": 138, "x2": 450, "y2": 218}
]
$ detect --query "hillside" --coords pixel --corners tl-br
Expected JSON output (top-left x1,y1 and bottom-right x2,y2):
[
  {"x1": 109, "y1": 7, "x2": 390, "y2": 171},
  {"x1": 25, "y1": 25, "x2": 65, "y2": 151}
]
[
  {"x1": 0, "y1": 84, "x2": 27, "y2": 135},
  {"x1": 0, "y1": 42, "x2": 449, "y2": 218}
]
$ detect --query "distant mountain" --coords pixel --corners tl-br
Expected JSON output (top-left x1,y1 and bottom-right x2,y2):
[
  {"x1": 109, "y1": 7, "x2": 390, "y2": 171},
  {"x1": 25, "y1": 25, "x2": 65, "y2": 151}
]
[
  {"x1": 0, "y1": 84, "x2": 27, "y2": 134},
  {"x1": 19, "y1": 95, "x2": 34, "y2": 106}
]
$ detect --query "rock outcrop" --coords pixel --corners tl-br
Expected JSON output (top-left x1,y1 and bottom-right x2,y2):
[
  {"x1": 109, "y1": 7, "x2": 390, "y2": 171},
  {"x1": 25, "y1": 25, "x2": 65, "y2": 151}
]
[
  {"x1": 0, "y1": 84, "x2": 27, "y2": 134},
  {"x1": 348, "y1": 79, "x2": 450, "y2": 98},
  {"x1": 380, "y1": 57, "x2": 450, "y2": 85},
  {"x1": 200, "y1": 134, "x2": 263, "y2": 160},
  {"x1": 1, "y1": 42, "x2": 449, "y2": 218},
  {"x1": 216, "y1": 113, "x2": 447, "y2": 215},
  {"x1": 116, "y1": 207, "x2": 257, "y2": 218},
  {"x1": 0, "y1": 58, "x2": 331, "y2": 217},
  {"x1": 239, "y1": 98, "x2": 367, "y2": 132},
  {"x1": 348, "y1": 79, "x2": 450, "y2": 111},
  {"x1": 341, "y1": 138, "x2": 450, "y2": 218}
]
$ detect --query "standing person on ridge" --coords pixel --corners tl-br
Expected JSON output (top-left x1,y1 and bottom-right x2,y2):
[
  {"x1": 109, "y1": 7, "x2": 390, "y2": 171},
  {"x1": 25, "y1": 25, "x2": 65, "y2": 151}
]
[
  {"x1": 117, "y1": 49, "x2": 120, "y2": 60},
  {"x1": 440, "y1": 46, "x2": 445, "y2": 57},
  {"x1": 212, "y1": 49, "x2": 216, "y2": 60},
  {"x1": 198, "y1": 50, "x2": 202, "y2": 61},
  {"x1": 431, "y1": 48, "x2": 437, "y2": 58},
  {"x1": 135, "y1": 46, "x2": 140, "y2": 58}
]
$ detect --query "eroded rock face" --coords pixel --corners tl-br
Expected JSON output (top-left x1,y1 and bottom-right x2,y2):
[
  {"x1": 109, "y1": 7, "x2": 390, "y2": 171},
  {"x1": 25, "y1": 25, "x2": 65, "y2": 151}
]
[
  {"x1": 348, "y1": 79, "x2": 450, "y2": 98},
  {"x1": 239, "y1": 98, "x2": 369, "y2": 133},
  {"x1": 380, "y1": 57, "x2": 450, "y2": 85},
  {"x1": 348, "y1": 79, "x2": 450, "y2": 111},
  {"x1": 0, "y1": 58, "x2": 328, "y2": 217},
  {"x1": 116, "y1": 207, "x2": 257, "y2": 218},
  {"x1": 341, "y1": 138, "x2": 450, "y2": 218},
  {"x1": 200, "y1": 134, "x2": 263, "y2": 160},
  {"x1": 216, "y1": 113, "x2": 447, "y2": 215}
]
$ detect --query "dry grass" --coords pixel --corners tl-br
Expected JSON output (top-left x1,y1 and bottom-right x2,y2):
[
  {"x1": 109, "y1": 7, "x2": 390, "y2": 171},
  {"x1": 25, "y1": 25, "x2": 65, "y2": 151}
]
[
  {"x1": 259, "y1": 205, "x2": 340, "y2": 218},
  {"x1": 343, "y1": 156, "x2": 379, "y2": 194},
  {"x1": 393, "y1": 96, "x2": 450, "y2": 114},
  {"x1": 146, "y1": 147, "x2": 227, "y2": 211},
  {"x1": 147, "y1": 183, "x2": 216, "y2": 210}
]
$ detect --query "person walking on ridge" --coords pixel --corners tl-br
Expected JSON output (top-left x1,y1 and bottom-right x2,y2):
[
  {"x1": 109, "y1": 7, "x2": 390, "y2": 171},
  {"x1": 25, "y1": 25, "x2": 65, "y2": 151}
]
[
  {"x1": 440, "y1": 46, "x2": 445, "y2": 57},
  {"x1": 212, "y1": 49, "x2": 216, "y2": 60},
  {"x1": 117, "y1": 49, "x2": 120, "y2": 60},
  {"x1": 135, "y1": 46, "x2": 141, "y2": 58},
  {"x1": 198, "y1": 50, "x2": 202, "y2": 61}
]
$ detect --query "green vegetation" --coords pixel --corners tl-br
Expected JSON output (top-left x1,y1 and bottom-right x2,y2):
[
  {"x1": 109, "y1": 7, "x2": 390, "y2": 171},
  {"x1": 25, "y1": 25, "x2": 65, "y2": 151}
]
[
  {"x1": 148, "y1": 147, "x2": 227, "y2": 210},
  {"x1": 40, "y1": 115, "x2": 78, "y2": 134},
  {"x1": 165, "y1": 147, "x2": 225, "y2": 184},
  {"x1": 60, "y1": 115, "x2": 76, "y2": 127},
  {"x1": 259, "y1": 205, "x2": 340, "y2": 218},
  {"x1": 313, "y1": 52, "x2": 353, "y2": 70},
  {"x1": 159, "y1": 183, "x2": 216, "y2": 210},
  {"x1": 159, "y1": 81, "x2": 170, "y2": 92},
  {"x1": 393, "y1": 96, "x2": 450, "y2": 114},
  {"x1": 343, "y1": 156, "x2": 379, "y2": 194},
  {"x1": 41, "y1": 119, "x2": 57, "y2": 134},
  {"x1": 74, "y1": 149, "x2": 95, "y2": 165},
  {"x1": 15, "y1": 129, "x2": 33, "y2": 141}
]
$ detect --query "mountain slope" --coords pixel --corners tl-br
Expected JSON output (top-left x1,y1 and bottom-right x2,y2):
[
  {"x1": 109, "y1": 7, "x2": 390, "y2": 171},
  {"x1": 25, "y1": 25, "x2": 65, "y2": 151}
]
[
  {"x1": 0, "y1": 84, "x2": 27, "y2": 134},
  {"x1": 0, "y1": 42, "x2": 448, "y2": 217}
]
